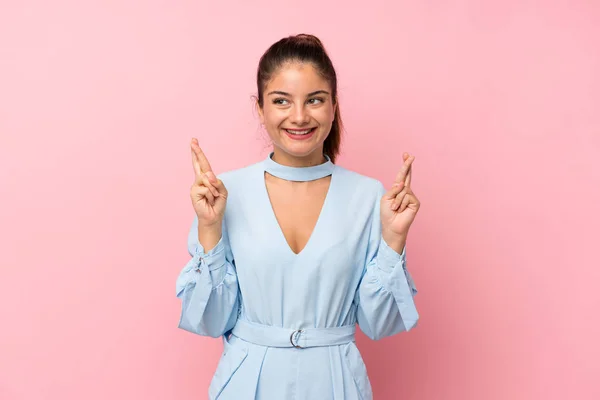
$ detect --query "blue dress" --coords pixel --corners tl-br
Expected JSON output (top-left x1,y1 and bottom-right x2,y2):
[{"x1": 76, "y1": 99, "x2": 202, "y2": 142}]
[{"x1": 176, "y1": 153, "x2": 419, "y2": 399}]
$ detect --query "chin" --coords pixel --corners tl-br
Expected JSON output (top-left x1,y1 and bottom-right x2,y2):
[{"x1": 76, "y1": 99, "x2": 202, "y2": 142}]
[
  {"x1": 279, "y1": 140, "x2": 324, "y2": 158},
  {"x1": 277, "y1": 146, "x2": 310, "y2": 157}
]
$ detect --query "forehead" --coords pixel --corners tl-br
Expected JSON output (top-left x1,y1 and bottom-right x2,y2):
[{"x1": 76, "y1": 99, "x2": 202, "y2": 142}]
[{"x1": 265, "y1": 62, "x2": 331, "y2": 93}]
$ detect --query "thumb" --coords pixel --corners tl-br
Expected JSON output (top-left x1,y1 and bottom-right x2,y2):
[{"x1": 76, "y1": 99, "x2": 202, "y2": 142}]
[
  {"x1": 205, "y1": 171, "x2": 217, "y2": 183},
  {"x1": 383, "y1": 182, "x2": 404, "y2": 200},
  {"x1": 206, "y1": 171, "x2": 227, "y2": 196}
]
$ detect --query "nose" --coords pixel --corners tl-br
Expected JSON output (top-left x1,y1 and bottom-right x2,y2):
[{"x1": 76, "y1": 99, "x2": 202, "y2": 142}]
[{"x1": 290, "y1": 104, "x2": 310, "y2": 125}]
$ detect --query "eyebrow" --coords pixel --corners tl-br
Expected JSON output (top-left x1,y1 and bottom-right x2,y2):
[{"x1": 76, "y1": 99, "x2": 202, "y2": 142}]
[{"x1": 267, "y1": 90, "x2": 330, "y2": 97}]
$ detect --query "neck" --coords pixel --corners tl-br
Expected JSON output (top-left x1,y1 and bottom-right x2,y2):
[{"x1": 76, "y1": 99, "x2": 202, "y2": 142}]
[
  {"x1": 271, "y1": 147, "x2": 327, "y2": 168},
  {"x1": 263, "y1": 148, "x2": 334, "y2": 182}
]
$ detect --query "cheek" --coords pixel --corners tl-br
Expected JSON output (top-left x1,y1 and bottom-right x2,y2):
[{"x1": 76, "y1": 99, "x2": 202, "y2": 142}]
[
  {"x1": 317, "y1": 106, "x2": 335, "y2": 125},
  {"x1": 263, "y1": 108, "x2": 285, "y2": 127}
]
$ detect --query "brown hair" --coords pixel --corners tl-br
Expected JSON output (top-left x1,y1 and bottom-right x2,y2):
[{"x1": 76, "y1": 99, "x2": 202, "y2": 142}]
[{"x1": 256, "y1": 34, "x2": 343, "y2": 163}]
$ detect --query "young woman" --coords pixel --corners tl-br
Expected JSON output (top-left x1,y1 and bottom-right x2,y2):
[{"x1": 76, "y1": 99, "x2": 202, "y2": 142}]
[{"x1": 176, "y1": 34, "x2": 420, "y2": 400}]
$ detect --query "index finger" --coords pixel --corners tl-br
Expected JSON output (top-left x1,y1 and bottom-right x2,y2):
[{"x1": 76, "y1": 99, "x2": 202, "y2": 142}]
[
  {"x1": 191, "y1": 145, "x2": 203, "y2": 179},
  {"x1": 191, "y1": 138, "x2": 213, "y2": 173},
  {"x1": 405, "y1": 163, "x2": 413, "y2": 188},
  {"x1": 394, "y1": 153, "x2": 414, "y2": 185}
]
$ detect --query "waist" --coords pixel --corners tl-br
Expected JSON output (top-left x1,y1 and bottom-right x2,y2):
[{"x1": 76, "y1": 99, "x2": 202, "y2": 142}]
[{"x1": 231, "y1": 319, "x2": 356, "y2": 349}]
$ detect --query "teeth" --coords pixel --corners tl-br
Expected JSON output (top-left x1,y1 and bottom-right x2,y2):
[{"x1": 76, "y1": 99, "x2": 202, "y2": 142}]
[{"x1": 286, "y1": 128, "x2": 313, "y2": 135}]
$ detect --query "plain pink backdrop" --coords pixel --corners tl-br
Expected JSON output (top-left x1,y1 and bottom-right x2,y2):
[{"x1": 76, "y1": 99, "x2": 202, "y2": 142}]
[{"x1": 1, "y1": 1, "x2": 598, "y2": 399}]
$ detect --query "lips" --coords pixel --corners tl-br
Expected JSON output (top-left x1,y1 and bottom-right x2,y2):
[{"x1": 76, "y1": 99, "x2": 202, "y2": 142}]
[
  {"x1": 283, "y1": 127, "x2": 317, "y2": 140},
  {"x1": 284, "y1": 128, "x2": 316, "y2": 135}
]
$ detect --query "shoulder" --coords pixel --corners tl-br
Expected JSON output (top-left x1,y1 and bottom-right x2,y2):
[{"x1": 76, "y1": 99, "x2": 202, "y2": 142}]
[
  {"x1": 215, "y1": 160, "x2": 263, "y2": 188},
  {"x1": 333, "y1": 164, "x2": 386, "y2": 196}
]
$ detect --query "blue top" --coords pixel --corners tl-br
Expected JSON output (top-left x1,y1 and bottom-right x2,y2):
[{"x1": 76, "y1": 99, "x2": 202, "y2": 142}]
[{"x1": 176, "y1": 153, "x2": 419, "y2": 400}]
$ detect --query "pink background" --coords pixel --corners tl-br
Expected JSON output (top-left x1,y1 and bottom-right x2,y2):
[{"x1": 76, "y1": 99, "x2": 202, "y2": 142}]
[{"x1": 1, "y1": 1, "x2": 599, "y2": 399}]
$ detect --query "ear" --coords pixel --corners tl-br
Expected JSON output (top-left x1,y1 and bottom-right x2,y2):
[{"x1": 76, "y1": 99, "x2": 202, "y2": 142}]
[
  {"x1": 331, "y1": 98, "x2": 337, "y2": 123},
  {"x1": 255, "y1": 98, "x2": 265, "y2": 125}
]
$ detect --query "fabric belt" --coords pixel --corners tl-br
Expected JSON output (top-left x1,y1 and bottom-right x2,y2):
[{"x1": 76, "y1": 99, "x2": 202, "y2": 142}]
[{"x1": 231, "y1": 319, "x2": 356, "y2": 349}]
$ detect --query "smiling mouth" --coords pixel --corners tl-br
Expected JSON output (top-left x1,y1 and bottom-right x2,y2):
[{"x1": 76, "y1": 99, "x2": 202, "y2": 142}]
[{"x1": 284, "y1": 128, "x2": 316, "y2": 135}]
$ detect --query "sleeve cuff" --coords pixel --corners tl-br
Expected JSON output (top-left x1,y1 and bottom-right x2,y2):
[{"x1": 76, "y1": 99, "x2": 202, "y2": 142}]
[
  {"x1": 376, "y1": 237, "x2": 406, "y2": 273},
  {"x1": 193, "y1": 236, "x2": 227, "y2": 272}
]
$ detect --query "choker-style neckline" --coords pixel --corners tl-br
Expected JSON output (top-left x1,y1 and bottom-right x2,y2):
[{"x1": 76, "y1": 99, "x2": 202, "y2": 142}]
[{"x1": 263, "y1": 152, "x2": 334, "y2": 182}]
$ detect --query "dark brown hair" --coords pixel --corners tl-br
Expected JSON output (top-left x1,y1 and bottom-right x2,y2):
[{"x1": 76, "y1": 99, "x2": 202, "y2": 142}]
[{"x1": 256, "y1": 34, "x2": 343, "y2": 163}]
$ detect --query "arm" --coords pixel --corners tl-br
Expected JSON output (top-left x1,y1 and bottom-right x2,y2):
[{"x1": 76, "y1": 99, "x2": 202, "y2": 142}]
[
  {"x1": 355, "y1": 183, "x2": 419, "y2": 341},
  {"x1": 176, "y1": 215, "x2": 239, "y2": 338}
]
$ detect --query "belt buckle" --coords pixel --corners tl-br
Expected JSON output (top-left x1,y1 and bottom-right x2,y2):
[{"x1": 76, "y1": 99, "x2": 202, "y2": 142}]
[{"x1": 290, "y1": 329, "x2": 304, "y2": 349}]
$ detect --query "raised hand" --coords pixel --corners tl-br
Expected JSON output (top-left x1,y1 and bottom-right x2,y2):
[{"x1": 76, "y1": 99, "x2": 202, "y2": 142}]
[
  {"x1": 380, "y1": 153, "x2": 421, "y2": 243},
  {"x1": 190, "y1": 138, "x2": 228, "y2": 228}
]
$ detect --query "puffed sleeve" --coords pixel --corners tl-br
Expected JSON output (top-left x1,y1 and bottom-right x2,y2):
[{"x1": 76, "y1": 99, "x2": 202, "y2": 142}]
[
  {"x1": 176, "y1": 214, "x2": 240, "y2": 338},
  {"x1": 355, "y1": 182, "x2": 419, "y2": 340}
]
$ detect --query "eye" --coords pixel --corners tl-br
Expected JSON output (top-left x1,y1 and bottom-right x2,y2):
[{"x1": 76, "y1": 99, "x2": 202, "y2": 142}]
[
  {"x1": 273, "y1": 98, "x2": 289, "y2": 105},
  {"x1": 307, "y1": 97, "x2": 325, "y2": 105}
]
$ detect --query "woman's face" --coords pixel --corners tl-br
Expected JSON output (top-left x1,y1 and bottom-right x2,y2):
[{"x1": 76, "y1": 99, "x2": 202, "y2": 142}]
[{"x1": 257, "y1": 62, "x2": 336, "y2": 162}]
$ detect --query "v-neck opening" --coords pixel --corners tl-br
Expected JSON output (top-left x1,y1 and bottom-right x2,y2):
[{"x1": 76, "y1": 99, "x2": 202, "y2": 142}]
[{"x1": 261, "y1": 169, "x2": 335, "y2": 257}]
